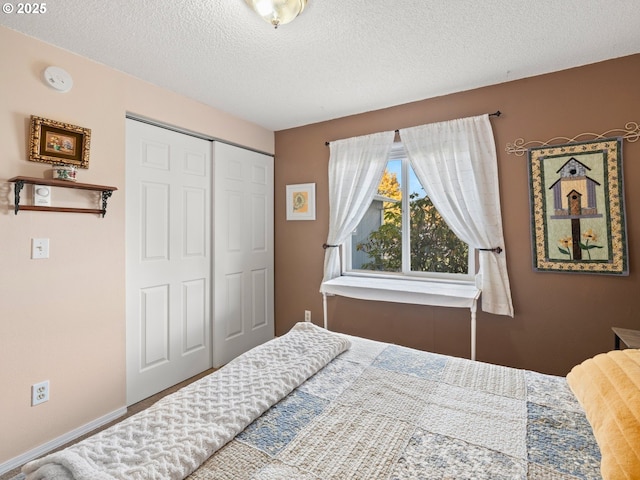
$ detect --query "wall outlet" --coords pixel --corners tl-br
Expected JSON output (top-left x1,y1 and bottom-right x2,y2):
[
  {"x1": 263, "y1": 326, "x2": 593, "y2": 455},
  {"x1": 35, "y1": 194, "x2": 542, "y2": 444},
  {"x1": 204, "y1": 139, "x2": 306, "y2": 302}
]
[
  {"x1": 32, "y1": 380, "x2": 50, "y2": 406},
  {"x1": 304, "y1": 310, "x2": 311, "y2": 322}
]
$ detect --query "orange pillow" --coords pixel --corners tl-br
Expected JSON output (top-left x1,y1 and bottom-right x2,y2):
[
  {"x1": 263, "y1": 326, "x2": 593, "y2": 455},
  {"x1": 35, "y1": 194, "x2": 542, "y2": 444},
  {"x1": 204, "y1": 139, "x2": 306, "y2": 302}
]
[{"x1": 567, "y1": 349, "x2": 640, "y2": 480}]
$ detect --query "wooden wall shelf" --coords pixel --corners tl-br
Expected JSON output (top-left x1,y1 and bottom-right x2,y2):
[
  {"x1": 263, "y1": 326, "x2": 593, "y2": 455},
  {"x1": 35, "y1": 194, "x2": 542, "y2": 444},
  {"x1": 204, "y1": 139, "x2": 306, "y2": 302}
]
[{"x1": 9, "y1": 176, "x2": 118, "y2": 217}]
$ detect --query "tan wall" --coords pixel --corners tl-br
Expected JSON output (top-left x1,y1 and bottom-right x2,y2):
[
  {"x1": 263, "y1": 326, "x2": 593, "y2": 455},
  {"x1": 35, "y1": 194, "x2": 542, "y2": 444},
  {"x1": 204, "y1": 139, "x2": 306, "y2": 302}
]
[
  {"x1": 0, "y1": 26, "x2": 273, "y2": 465},
  {"x1": 274, "y1": 54, "x2": 640, "y2": 376}
]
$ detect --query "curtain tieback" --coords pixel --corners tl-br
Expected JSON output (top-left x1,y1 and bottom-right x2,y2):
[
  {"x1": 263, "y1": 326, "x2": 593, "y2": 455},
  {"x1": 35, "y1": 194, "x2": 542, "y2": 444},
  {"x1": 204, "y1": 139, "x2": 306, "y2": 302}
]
[
  {"x1": 322, "y1": 243, "x2": 339, "y2": 249},
  {"x1": 478, "y1": 246, "x2": 503, "y2": 254}
]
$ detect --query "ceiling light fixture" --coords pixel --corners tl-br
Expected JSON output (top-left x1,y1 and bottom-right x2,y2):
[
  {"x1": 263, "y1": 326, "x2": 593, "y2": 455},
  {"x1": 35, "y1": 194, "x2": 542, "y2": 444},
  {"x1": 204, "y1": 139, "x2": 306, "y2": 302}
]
[{"x1": 245, "y1": 0, "x2": 307, "y2": 28}]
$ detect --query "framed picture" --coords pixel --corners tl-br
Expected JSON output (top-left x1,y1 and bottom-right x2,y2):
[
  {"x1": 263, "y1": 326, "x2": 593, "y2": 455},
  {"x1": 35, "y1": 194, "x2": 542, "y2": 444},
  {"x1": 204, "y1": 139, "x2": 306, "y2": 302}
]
[
  {"x1": 29, "y1": 115, "x2": 91, "y2": 168},
  {"x1": 528, "y1": 137, "x2": 628, "y2": 275},
  {"x1": 286, "y1": 183, "x2": 316, "y2": 220}
]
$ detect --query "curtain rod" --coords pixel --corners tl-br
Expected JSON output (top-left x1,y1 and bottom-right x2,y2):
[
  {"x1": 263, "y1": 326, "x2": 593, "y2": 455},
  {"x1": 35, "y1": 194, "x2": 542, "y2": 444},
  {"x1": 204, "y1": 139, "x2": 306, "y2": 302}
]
[{"x1": 324, "y1": 110, "x2": 502, "y2": 146}]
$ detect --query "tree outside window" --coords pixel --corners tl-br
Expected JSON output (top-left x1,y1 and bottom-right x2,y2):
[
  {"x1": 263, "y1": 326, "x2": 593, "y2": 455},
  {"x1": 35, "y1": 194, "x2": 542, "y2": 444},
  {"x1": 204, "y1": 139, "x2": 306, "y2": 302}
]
[{"x1": 350, "y1": 155, "x2": 469, "y2": 276}]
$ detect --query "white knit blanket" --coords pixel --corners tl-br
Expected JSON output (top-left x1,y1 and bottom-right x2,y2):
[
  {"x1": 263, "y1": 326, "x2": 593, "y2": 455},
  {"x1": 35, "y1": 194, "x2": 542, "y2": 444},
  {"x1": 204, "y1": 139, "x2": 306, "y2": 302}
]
[{"x1": 22, "y1": 322, "x2": 351, "y2": 480}]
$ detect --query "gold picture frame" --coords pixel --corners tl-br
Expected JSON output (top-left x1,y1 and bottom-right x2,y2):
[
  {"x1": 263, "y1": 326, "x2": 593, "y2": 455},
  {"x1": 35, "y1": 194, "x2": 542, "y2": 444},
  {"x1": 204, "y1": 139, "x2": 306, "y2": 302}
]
[
  {"x1": 528, "y1": 137, "x2": 628, "y2": 275},
  {"x1": 286, "y1": 183, "x2": 316, "y2": 220},
  {"x1": 29, "y1": 115, "x2": 91, "y2": 169}
]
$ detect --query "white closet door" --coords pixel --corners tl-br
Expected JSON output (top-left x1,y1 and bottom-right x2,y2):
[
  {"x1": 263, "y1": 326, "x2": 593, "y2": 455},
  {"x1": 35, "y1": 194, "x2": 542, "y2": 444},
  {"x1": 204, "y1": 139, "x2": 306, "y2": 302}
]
[
  {"x1": 125, "y1": 119, "x2": 212, "y2": 405},
  {"x1": 213, "y1": 142, "x2": 274, "y2": 367}
]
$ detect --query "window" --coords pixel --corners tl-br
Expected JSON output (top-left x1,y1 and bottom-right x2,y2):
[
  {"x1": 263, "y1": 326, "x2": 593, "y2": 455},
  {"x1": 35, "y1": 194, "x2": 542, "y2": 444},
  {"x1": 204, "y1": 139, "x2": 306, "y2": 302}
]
[{"x1": 345, "y1": 143, "x2": 474, "y2": 280}]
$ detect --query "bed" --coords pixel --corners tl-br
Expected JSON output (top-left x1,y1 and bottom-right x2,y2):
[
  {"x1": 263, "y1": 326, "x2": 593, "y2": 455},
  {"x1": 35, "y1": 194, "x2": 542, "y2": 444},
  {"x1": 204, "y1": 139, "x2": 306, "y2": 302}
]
[{"x1": 21, "y1": 322, "x2": 640, "y2": 479}]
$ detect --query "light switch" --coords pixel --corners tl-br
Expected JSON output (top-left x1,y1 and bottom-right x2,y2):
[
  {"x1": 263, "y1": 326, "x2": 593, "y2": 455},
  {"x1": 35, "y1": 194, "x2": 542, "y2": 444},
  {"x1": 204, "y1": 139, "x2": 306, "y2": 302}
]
[{"x1": 31, "y1": 238, "x2": 49, "y2": 259}]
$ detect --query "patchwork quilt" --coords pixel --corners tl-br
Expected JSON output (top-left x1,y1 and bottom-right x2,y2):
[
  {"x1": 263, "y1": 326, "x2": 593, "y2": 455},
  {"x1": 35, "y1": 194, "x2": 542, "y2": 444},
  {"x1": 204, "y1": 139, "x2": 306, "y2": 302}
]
[
  {"x1": 22, "y1": 325, "x2": 602, "y2": 479},
  {"x1": 188, "y1": 335, "x2": 602, "y2": 480}
]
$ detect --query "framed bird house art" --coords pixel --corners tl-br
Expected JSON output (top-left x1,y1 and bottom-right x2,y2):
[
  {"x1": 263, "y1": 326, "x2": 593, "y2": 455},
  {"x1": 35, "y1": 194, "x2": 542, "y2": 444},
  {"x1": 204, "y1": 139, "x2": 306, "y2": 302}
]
[{"x1": 527, "y1": 137, "x2": 628, "y2": 275}]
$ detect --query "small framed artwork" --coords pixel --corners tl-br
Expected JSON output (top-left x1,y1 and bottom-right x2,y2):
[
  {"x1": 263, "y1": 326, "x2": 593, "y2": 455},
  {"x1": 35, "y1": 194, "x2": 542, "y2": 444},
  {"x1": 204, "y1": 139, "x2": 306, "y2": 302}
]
[
  {"x1": 286, "y1": 183, "x2": 316, "y2": 220},
  {"x1": 29, "y1": 115, "x2": 91, "y2": 168},
  {"x1": 528, "y1": 137, "x2": 628, "y2": 275}
]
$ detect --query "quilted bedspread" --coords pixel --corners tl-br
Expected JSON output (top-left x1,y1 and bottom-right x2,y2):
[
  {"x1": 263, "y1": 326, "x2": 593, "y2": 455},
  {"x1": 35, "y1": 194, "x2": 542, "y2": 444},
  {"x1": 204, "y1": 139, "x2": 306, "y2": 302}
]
[{"x1": 188, "y1": 335, "x2": 602, "y2": 480}]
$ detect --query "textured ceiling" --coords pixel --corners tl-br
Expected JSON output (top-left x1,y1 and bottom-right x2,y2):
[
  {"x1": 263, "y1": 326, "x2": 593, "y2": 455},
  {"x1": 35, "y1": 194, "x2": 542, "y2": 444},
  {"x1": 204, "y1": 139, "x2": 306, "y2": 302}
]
[{"x1": 2, "y1": 0, "x2": 639, "y2": 131}]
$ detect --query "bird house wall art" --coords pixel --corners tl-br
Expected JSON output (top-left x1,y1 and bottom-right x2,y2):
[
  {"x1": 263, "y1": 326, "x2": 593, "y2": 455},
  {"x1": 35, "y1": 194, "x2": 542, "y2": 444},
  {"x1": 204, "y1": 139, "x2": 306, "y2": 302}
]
[{"x1": 527, "y1": 137, "x2": 628, "y2": 275}]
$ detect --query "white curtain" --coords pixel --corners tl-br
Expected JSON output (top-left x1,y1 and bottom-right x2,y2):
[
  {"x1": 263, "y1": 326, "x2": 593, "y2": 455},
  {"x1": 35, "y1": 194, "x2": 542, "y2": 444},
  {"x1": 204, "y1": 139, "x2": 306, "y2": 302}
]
[
  {"x1": 322, "y1": 131, "x2": 396, "y2": 283},
  {"x1": 400, "y1": 115, "x2": 514, "y2": 317}
]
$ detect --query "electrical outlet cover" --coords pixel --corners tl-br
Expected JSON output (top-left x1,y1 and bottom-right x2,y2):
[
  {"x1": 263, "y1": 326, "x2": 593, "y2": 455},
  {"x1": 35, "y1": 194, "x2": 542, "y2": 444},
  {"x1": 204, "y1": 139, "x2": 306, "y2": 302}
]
[{"x1": 32, "y1": 380, "x2": 50, "y2": 406}]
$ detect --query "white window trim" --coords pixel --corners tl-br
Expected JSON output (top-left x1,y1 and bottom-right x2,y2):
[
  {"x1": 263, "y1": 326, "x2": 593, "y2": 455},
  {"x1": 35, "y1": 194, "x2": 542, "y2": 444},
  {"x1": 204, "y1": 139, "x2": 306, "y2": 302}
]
[{"x1": 343, "y1": 142, "x2": 476, "y2": 284}]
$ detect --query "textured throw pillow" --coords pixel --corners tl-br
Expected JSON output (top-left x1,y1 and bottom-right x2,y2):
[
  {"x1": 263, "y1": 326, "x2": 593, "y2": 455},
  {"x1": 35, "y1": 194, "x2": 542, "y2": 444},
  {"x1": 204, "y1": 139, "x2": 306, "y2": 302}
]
[{"x1": 566, "y1": 349, "x2": 640, "y2": 480}]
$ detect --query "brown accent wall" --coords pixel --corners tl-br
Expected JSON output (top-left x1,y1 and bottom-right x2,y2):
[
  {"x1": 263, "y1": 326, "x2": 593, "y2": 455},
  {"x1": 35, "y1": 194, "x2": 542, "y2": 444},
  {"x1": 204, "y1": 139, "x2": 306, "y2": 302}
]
[{"x1": 274, "y1": 54, "x2": 640, "y2": 376}]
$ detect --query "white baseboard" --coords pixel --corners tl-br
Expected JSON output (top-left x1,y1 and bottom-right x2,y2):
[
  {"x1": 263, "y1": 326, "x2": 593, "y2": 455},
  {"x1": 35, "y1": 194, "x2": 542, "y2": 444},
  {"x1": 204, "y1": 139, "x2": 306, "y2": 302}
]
[{"x1": 0, "y1": 406, "x2": 127, "y2": 476}]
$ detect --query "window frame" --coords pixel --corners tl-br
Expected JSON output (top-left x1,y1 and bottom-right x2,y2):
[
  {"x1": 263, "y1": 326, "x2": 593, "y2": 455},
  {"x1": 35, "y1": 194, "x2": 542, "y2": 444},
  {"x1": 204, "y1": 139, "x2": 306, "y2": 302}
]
[{"x1": 343, "y1": 142, "x2": 476, "y2": 285}]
